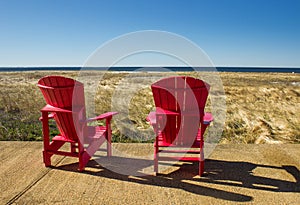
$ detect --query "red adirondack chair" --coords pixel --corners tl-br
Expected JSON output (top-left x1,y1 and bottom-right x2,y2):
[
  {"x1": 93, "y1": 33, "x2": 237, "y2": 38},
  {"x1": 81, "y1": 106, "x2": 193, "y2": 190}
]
[
  {"x1": 38, "y1": 76, "x2": 117, "y2": 171},
  {"x1": 147, "y1": 76, "x2": 213, "y2": 176}
]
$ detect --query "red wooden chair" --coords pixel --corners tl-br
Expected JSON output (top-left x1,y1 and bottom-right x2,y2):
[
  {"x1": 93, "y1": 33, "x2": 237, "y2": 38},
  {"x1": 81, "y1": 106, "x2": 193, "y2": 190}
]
[
  {"x1": 38, "y1": 76, "x2": 117, "y2": 171},
  {"x1": 147, "y1": 76, "x2": 213, "y2": 176}
]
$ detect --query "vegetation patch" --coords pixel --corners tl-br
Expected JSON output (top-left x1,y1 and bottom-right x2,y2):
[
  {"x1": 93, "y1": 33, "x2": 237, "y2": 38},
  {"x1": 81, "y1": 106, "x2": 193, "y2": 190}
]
[{"x1": 0, "y1": 71, "x2": 299, "y2": 144}]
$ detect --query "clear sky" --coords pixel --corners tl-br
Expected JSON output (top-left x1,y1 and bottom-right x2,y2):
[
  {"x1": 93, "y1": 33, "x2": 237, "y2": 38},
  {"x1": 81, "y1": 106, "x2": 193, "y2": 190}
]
[{"x1": 0, "y1": 0, "x2": 299, "y2": 67}]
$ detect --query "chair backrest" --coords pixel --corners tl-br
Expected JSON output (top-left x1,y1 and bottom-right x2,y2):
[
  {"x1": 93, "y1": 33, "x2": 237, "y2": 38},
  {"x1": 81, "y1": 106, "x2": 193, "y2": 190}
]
[
  {"x1": 38, "y1": 76, "x2": 86, "y2": 142},
  {"x1": 151, "y1": 76, "x2": 210, "y2": 145}
]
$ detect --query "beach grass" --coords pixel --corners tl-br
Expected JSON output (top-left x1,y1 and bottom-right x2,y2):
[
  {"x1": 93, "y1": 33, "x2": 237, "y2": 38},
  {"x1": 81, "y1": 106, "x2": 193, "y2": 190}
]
[{"x1": 0, "y1": 71, "x2": 299, "y2": 144}]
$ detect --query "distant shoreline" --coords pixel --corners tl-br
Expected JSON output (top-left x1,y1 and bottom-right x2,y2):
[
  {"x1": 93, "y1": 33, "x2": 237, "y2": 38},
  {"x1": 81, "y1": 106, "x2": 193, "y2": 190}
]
[{"x1": 0, "y1": 66, "x2": 299, "y2": 73}]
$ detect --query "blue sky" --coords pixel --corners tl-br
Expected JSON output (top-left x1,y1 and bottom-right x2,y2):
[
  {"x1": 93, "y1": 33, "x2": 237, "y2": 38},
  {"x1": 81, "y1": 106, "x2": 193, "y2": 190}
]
[{"x1": 0, "y1": 0, "x2": 299, "y2": 67}]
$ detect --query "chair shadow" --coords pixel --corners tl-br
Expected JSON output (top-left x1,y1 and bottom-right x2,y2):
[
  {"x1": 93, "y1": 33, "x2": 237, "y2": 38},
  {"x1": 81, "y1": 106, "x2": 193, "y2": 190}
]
[
  {"x1": 200, "y1": 159, "x2": 300, "y2": 193},
  {"x1": 53, "y1": 156, "x2": 299, "y2": 202}
]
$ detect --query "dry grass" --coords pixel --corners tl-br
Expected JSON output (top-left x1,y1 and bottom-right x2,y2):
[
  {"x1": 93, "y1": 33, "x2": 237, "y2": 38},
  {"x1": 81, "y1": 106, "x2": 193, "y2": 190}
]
[
  {"x1": 220, "y1": 72, "x2": 300, "y2": 143},
  {"x1": 0, "y1": 71, "x2": 299, "y2": 144}
]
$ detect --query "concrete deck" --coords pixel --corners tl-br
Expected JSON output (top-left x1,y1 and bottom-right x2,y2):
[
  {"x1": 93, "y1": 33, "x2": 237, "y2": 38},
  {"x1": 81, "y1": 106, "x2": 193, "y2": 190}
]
[{"x1": 0, "y1": 142, "x2": 299, "y2": 204}]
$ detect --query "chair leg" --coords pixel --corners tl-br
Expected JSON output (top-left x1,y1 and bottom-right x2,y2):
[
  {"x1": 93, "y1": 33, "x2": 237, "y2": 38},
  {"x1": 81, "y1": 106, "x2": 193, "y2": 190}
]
[
  {"x1": 78, "y1": 142, "x2": 86, "y2": 171},
  {"x1": 107, "y1": 132, "x2": 112, "y2": 157},
  {"x1": 43, "y1": 150, "x2": 51, "y2": 167},
  {"x1": 199, "y1": 146, "x2": 205, "y2": 176},
  {"x1": 106, "y1": 119, "x2": 113, "y2": 157},
  {"x1": 43, "y1": 141, "x2": 65, "y2": 167},
  {"x1": 71, "y1": 142, "x2": 77, "y2": 153},
  {"x1": 154, "y1": 139, "x2": 159, "y2": 174},
  {"x1": 199, "y1": 125, "x2": 206, "y2": 177},
  {"x1": 199, "y1": 160, "x2": 205, "y2": 176},
  {"x1": 107, "y1": 143, "x2": 112, "y2": 157}
]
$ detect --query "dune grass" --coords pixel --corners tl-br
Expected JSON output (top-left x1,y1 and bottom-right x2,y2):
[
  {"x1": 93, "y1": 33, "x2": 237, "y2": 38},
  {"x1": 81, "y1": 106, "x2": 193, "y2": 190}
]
[{"x1": 0, "y1": 71, "x2": 299, "y2": 144}]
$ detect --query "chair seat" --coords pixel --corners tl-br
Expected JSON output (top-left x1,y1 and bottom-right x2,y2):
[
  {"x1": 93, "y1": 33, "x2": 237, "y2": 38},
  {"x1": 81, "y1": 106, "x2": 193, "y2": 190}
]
[
  {"x1": 87, "y1": 126, "x2": 107, "y2": 139},
  {"x1": 52, "y1": 126, "x2": 107, "y2": 143},
  {"x1": 52, "y1": 135, "x2": 77, "y2": 143}
]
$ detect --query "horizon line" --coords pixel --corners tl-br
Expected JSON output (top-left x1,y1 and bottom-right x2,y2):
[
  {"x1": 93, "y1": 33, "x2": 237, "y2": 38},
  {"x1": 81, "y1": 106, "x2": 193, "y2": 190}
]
[{"x1": 0, "y1": 65, "x2": 300, "y2": 68}]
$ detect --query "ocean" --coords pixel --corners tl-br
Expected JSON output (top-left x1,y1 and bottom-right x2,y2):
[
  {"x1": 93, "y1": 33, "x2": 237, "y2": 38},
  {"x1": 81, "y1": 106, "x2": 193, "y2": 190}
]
[{"x1": 0, "y1": 67, "x2": 299, "y2": 73}]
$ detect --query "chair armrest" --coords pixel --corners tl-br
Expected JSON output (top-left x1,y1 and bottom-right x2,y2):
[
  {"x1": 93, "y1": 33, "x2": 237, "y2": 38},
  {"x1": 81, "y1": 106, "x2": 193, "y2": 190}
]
[
  {"x1": 147, "y1": 108, "x2": 179, "y2": 125},
  {"x1": 203, "y1": 112, "x2": 213, "y2": 125},
  {"x1": 39, "y1": 113, "x2": 55, "y2": 121},
  {"x1": 86, "y1": 112, "x2": 118, "y2": 122},
  {"x1": 40, "y1": 105, "x2": 72, "y2": 121},
  {"x1": 41, "y1": 104, "x2": 72, "y2": 113},
  {"x1": 146, "y1": 111, "x2": 156, "y2": 125}
]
